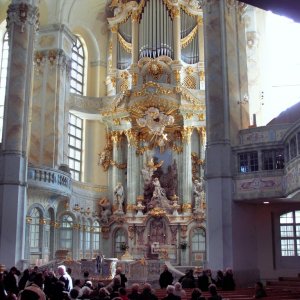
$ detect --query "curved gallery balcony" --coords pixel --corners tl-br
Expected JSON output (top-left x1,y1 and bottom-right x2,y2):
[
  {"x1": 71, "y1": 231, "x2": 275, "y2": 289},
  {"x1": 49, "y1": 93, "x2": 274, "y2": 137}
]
[{"x1": 27, "y1": 165, "x2": 72, "y2": 197}]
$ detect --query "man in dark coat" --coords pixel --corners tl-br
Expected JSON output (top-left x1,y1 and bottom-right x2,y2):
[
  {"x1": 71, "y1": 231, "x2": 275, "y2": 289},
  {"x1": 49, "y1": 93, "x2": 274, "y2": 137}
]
[{"x1": 159, "y1": 265, "x2": 174, "y2": 288}]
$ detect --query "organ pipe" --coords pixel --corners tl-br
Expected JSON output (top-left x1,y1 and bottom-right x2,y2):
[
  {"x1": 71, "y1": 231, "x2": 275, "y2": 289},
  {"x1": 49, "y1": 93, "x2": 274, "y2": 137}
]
[{"x1": 139, "y1": 0, "x2": 173, "y2": 59}]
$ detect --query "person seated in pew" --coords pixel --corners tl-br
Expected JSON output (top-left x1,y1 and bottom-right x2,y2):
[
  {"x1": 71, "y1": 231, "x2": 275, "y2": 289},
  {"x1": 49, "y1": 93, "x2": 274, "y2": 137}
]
[
  {"x1": 190, "y1": 288, "x2": 206, "y2": 300},
  {"x1": 253, "y1": 281, "x2": 267, "y2": 298}
]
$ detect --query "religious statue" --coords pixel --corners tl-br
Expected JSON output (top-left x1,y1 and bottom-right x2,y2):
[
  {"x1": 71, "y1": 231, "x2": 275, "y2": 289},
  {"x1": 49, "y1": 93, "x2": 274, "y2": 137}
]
[
  {"x1": 99, "y1": 197, "x2": 112, "y2": 224},
  {"x1": 114, "y1": 182, "x2": 125, "y2": 213},
  {"x1": 148, "y1": 177, "x2": 173, "y2": 213},
  {"x1": 141, "y1": 156, "x2": 164, "y2": 184},
  {"x1": 193, "y1": 178, "x2": 205, "y2": 212}
]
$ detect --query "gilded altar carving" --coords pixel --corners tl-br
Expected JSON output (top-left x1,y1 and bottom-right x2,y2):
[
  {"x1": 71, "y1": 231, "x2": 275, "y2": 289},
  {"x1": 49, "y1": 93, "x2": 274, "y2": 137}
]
[
  {"x1": 181, "y1": 127, "x2": 194, "y2": 144},
  {"x1": 182, "y1": 203, "x2": 192, "y2": 212},
  {"x1": 191, "y1": 152, "x2": 204, "y2": 181}
]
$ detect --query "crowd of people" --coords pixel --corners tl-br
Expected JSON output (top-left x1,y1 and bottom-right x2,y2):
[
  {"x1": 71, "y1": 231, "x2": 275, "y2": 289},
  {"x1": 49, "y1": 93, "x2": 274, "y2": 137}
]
[{"x1": 0, "y1": 264, "x2": 267, "y2": 300}]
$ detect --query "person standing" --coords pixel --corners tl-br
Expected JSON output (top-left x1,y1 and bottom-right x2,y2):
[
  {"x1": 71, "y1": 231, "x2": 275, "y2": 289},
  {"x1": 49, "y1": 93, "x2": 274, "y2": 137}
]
[
  {"x1": 57, "y1": 265, "x2": 73, "y2": 292},
  {"x1": 159, "y1": 265, "x2": 174, "y2": 289}
]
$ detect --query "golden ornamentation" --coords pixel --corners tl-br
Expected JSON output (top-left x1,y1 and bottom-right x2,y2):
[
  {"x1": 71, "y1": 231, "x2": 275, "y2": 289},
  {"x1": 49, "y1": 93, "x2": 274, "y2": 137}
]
[
  {"x1": 199, "y1": 70, "x2": 205, "y2": 81},
  {"x1": 26, "y1": 216, "x2": 32, "y2": 224},
  {"x1": 111, "y1": 131, "x2": 123, "y2": 144},
  {"x1": 98, "y1": 135, "x2": 113, "y2": 172},
  {"x1": 148, "y1": 61, "x2": 163, "y2": 79},
  {"x1": 132, "y1": 11, "x2": 140, "y2": 22},
  {"x1": 73, "y1": 224, "x2": 80, "y2": 230},
  {"x1": 183, "y1": 75, "x2": 196, "y2": 89},
  {"x1": 124, "y1": 129, "x2": 138, "y2": 147},
  {"x1": 126, "y1": 204, "x2": 136, "y2": 212},
  {"x1": 173, "y1": 70, "x2": 181, "y2": 84},
  {"x1": 121, "y1": 72, "x2": 129, "y2": 79},
  {"x1": 117, "y1": 32, "x2": 132, "y2": 53},
  {"x1": 110, "y1": 76, "x2": 116, "y2": 88},
  {"x1": 111, "y1": 160, "x2": 127, "y2": 170},
  {"x1": 34, "y1": 51, "x2": 45, "y2": 67},
  {"x1": 197, "y1": 127, "x2": 206, "y2": 142},
  {"x1": 139, "y1": 258, "x2": 147, "y2": 265},
  {"x1": 48, "y1": 50, "x2": 57, "y2": 66},
  {"x1": 113, "y1": 119, "x2": 121, "y2": 125},
  {"x1": 180, "y1": 3, "x2": 202, "y2": 16},
  {"x1": 182, "y1": 203, "x2": 192, "y2": 212},
  {"x1": 184, "y1": 113, "x2": 194, "y2": 120},
  {"x1": 39, "y1": 218, "x2": 47, "y2": 225},
  {"x1": 111, "y1": 25, "x2": 118, "y2": 33},
  {"x1": 191, "y1": 152, "x2": 204, "y2": 181},
  {"x1": 181, "y1": 127, "x2": 194, "y2": 143},
  {"x1": 132, "y1": 73, "x2": 138, "y2": 86},
  {"x1": 54, "y1": 222, "x2": 60, "y2": 229},
  {"x1": 148, "y1": 207, "x2": 166, "y2": 217},
  {"x1": 185, "y1": 66, "x2": 194, "y2": 75},
  {"x1": 181, "y1": 25, "x2": 198, "y2": 48},
  {"x1": 198, "y1": 113, "x2": 205, "y2": 121},
  {"x1": 120, "y1": 80, "x2": 129, "y2": 92},
  {"x1": 172, "y1": 144, "x2": 183, "y2": 153}
]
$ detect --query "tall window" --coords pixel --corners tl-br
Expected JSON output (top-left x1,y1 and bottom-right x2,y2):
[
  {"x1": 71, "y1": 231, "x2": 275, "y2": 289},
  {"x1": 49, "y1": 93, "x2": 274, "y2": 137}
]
[
  {"x1": 280, "y1": 211, "x2": 300, "y2": 256},
  {"x1": 68, "y1": 36, "x2": 85, "y2": 181},
  {"x1": 68, "y1": 113, "x2": 82, "y2": 181},
  {"x1": 114, "y1": 228, "x2": 126, "y2": 258},
  {"x1": 93, "y1": 221, "x2": 100, "y2": 252},
  {"x1": 70, "y1": 36, "x2": 85, "y2": 95},
  {"x1": 29, "y1": 208, "x2": 41, "y2": 249},
  {"x1": 0, "y1": 31, "x2": 9, "y2": 142},
  {"x1": 191, "y1": 227, "x2": 206, "y2": 265},
  {"x1": 60, "y1": 215, "x2": 73, "y2": 250}
]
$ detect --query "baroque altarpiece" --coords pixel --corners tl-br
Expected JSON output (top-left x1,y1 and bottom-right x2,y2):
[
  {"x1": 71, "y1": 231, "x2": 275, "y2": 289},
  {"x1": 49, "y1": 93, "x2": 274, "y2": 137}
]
[{"x1": 97, "y1": 0, "x2": 207, "y2": 267}]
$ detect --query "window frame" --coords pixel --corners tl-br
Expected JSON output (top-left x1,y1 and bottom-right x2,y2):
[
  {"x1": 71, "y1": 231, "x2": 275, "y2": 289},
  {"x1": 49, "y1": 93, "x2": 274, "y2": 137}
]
[{"x1": 280, "y1": 211, "x2": 300, "y2": 257}]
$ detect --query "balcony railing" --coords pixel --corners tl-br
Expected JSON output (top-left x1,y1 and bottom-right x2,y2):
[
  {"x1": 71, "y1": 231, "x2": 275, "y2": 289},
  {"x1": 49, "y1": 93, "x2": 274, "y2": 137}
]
[{"x1": 28, "y1": 166, "x2": 72, "y2": 196}]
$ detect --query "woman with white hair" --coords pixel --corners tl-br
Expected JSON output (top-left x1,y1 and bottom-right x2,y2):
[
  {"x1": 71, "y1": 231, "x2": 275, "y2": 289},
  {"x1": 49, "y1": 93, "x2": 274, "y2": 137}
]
[{"x1": 173, "y1": 282, "x2": 187, "y2": 299}]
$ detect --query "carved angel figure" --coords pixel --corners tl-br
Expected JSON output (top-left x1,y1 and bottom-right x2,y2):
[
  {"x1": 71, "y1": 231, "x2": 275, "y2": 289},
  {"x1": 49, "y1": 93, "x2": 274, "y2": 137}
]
[{"x1": 99, "y1": 197, "x2": 112, "y2": 223}]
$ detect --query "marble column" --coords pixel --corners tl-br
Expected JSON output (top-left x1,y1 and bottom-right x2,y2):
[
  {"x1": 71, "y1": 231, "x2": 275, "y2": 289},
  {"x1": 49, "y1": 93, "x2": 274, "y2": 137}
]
[
  {"x1": 131, "y1": 14, "x2": 139, "y2": 65},
  {"x1": 181, "y1": 127, "x2": 193, "y2": 215},
  {"x1": 107, "y1": 26, "x2": 117, "y2": 96},
  {"x1": 173, "y1": 8, "x2": 181, "y2": 61},
  {"x1": 0, "y1": 0, "x2": 39, "y2": 269},
  {"x1": 203, "y1": 0, "x2": 249, "y2": 271},
  {"x1": 30, "y1": 24, "x2": 74, "y2": 168},
  {"x1": 125, "y1": 130, "x2": 139, "y2": 215},
  {"x1": 198, "y1": 18, "x2": 204, "y2": 65},
  {"x1": 111, "y1": 131, "x2": 123, "y2": 205}
]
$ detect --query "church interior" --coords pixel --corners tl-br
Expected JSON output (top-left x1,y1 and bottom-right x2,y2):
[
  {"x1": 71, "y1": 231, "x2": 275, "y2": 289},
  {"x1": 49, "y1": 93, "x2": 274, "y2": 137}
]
[{"x1": 0, "y1": 0, "x2": 300, "y2": 288}]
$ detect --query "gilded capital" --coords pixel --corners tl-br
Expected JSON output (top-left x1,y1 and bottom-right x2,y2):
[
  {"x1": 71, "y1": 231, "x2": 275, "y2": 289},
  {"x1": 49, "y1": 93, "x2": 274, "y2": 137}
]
[{"x1": 181, "y1": 127, "x2": 193, "y2": 143}]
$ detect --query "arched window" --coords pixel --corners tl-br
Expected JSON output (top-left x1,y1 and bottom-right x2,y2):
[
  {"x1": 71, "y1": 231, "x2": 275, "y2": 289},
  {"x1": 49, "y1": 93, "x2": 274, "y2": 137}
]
[
  {"x1": 70, "y1": 36, "x2": 85, "y2": 95},
  {"x1": 114, "y1": 228, "x2": 127, "y2": 258},
  {"x1": 29, "y1": 208, "x2": 40, "y2": 249},
  {"x1": 0, "y1": 31, "x2": 9, "y2": 141},
  {"x1": 68, "y1": 36, "x2": 85, "y2": 181},
  {"x1": 280, "y1": 211, "x2": 300, "y2": 256},
  {"x1": 59, "y1": 215, "x2": 73, "y2": 250},
  {"x1": 191, "y1": 227, "x2": 206, "y2": 265},
  {"x1": 93, "y1": 220, "x2": 100, "y2": 252}
]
